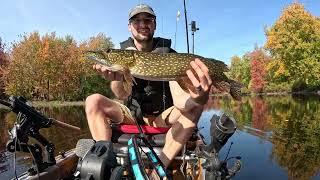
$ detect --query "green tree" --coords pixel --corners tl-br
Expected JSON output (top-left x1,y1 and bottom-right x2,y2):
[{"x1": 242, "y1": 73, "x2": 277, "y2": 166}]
[
  {"x1": 265, "y1": 2, "x2": 320, "y2": 87},
  {"x1": 77, "y1": 33, "x2": 115, "y2": 99},
  {"x1": 228, "y1": 55, "x2": 251, "y2": 88}
]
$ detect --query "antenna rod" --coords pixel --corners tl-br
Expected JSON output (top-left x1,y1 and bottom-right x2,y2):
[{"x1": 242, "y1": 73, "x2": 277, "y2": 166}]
[
  {"x1": 183, "y1": 0, "x2": 190, "y2": 53},
  {"x1": 191, "y1": 20, "x2": 199, "y2": 54}
]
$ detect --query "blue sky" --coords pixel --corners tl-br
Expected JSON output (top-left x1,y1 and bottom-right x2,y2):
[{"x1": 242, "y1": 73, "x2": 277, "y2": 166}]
[{"x1": 0, "y1": 0, "x2": 319, "y2": 64}]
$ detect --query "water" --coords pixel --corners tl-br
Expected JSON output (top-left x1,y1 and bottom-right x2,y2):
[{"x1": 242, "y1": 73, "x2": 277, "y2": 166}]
[{"x1": 0, "y1": 95, "x2": 319, "y2": 180}]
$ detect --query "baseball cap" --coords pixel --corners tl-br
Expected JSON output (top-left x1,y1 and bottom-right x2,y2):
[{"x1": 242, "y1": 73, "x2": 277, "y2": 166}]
[{"x1": 129, "y1": 4, "x2": 156, "y2": 19}]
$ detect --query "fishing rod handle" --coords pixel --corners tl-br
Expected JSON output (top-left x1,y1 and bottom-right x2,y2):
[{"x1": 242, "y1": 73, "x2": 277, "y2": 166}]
[{"x1": 50, "y1": 118, "x2": 81, "y2": 132}]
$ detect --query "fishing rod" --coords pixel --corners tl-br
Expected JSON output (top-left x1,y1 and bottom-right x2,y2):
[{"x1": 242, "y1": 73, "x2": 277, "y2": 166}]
[
  {"x1": 127, "y1": 116, "x2": 172, "y2": 180},
  {"x1": 191, "y1": 20, "x2": 199, "y2": 54},
  {"x1": 183, "y1": 0, "x2": 190, "y2": 53},
  {"x1": 1, "y1": 96, "x2": 81, "y2": 177}
]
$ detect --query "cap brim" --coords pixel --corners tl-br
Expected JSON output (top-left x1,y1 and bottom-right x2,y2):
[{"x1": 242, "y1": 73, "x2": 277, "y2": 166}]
[{"x1": 129, "y1": 9, "x2": 156, "y2": 19}]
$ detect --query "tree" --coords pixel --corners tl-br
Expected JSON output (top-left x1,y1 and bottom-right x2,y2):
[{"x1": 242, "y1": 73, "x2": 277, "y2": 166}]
[
  {"x1": 265, "y1": 2, "x2": 320, "y2": 87},
  {"x1": 247, "y1": 47, "x2": 270, "y2": 93},
  {"x1": 0, "y1": 38, "x2": 9, "y2": 97},
  {"x1": 3, "y1": 32, "x2": 115, "y2": 100},
  {"x1": 228, "y1": 55, "x2": 251, "y2": 88},
  {"x1": 77, "y1": 33, "x2": 115, "y2": 99}
]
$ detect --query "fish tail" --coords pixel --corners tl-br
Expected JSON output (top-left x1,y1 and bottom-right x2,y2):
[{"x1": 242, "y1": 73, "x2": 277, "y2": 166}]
[
  {"x1": 229, "y1": 80, "x2": 243, "y2": 101},
  {"x1": 211, "y1": 78, "x2": 231, "y2": 93}
]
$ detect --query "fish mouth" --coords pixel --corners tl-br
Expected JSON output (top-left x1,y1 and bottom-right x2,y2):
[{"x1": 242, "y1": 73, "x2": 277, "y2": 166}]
[{"x1": 86, "y1": 55, "x2": 110, "y2": 66}]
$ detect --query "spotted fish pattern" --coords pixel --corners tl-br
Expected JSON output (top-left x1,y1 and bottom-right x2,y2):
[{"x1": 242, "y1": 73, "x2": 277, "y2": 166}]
[{"x1": 86, "y1": 49, "x2": 242, "y2": 100}]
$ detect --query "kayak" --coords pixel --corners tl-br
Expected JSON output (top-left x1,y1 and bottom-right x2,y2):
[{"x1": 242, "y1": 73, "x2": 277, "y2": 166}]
[{"x1": 2, "y1": 96, "x2": 241, "y2": 180}]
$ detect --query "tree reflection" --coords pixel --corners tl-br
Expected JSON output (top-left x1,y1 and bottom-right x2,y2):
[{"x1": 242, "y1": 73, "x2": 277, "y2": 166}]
[
  {"x1": 0, "y1": 109, "x2": 9, "y2": 174},
  {"x1": 217, "y1": 95, "x2": 320, "y2": 179},
  {"x1": 251, "y1": 96, "x2": 270, "y2": 132},
  {"x1": 269, "y1": 96, "x2": 320, "y2": 180}
]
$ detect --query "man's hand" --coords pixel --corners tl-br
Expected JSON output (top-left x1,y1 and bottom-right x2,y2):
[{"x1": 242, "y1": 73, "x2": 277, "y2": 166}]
[
  {"x1": 186, "y1": 58, "x2": 213, "y2": 106},
  {"x1": 169, "y1": 58, "x2": 213, "y2": 119},
  {"x1": 93, "y1": 64, "x2": 123, "y2": 81},
  {"x1": 93, "y1": 64, "x2": 131, "y2": 99}
]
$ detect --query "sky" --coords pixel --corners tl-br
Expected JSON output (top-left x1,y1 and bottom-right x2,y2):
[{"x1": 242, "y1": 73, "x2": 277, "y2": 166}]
[{"x1": 0, "y1": 0, "x2": 319, "y2": 65}]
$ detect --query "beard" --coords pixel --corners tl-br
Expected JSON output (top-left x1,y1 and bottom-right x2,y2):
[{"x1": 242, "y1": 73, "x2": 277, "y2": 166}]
[{"x1": 132, "y1": 29, "x2": 154, "y2": 43}]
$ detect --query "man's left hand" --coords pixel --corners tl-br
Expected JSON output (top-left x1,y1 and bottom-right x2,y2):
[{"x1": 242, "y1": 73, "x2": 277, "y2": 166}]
[{"x1": 186, "y1": 58, "x2": 213, "y2": 106}]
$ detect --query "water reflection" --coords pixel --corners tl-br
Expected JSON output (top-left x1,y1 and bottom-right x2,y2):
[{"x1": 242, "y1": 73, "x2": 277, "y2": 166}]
[
  {"x1": 219, "y1": 95, "x2": 320, "y2": 180},
  {"x1": 0, "y1": 105, "x2": 90, "y2": 179},
  {"x1": 0, "y1": 95, "x2": 319, "y2": 179}
]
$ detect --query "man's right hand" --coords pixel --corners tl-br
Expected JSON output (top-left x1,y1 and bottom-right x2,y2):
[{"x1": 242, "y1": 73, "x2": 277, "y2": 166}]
[
  {"x1": 93, "y1": 64, "x2": 124, "y2": 81},
  {"x1": 93, "y1": 64, "x2": 131, "y2": 100}
]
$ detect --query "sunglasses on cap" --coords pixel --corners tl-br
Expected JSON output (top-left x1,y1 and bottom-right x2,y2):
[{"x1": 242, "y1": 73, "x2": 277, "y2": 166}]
[{"x1": 130, "y1": 17, "x2": 155, "y2": 25}]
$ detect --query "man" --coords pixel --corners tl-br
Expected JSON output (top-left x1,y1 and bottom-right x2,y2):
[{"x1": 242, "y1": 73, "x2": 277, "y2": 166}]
[{"x1": 85, "y1": 3, "x2": 212, "y2": 170}]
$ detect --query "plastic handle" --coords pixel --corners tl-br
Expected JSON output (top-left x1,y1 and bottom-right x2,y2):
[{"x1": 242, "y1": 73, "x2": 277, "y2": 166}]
[{"x1": 50, "y1": 118, "x2": 81, "y2": 132}]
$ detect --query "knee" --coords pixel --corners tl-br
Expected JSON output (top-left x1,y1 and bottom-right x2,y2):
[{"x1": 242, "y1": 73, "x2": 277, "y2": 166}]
[
  {"x1": 85, "y1": 94, "x2": 111, "y2": 115},
  {"x1": 180, "y1": 117, "x2": 197, "y2": 130}
]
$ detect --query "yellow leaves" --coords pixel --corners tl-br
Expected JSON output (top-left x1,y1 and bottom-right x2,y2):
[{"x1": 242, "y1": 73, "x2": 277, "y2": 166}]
[
  {"x1": 3, "y1": 31, "x2": 114, "y2": 100},
  {"x1": 265, "y1": 2, "x2": 320, "y2": 85},
  {"x1": 274, "y1": 61, "x2": 289, "y2": 78}
]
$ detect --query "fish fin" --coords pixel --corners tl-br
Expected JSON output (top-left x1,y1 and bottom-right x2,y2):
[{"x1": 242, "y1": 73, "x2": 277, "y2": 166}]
[
  {"x1": 109, "y1": 64, "x2": 124, "y2": 72},
  {"x1": 132, "y1": 77, "x2": 137, "y2": 85},
  {"x1": 212, "y1": 81, "x2": 231, "y2": 93},
  {"x1": 122, "y1": 66, "x2": 134, "y2": 94},
  {"x1": 206, "y1": 58, "x2": 230, "y2": 72}
]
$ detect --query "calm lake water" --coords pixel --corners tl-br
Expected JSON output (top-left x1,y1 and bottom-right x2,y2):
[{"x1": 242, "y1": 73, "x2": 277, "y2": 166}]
[{"x1": 0, "y1": 95, "x2": 319, "y2": 180}]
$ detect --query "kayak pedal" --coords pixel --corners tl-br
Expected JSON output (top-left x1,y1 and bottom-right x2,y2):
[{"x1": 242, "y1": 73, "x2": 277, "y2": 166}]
[{"x1": 75, "y1": 139, "x2": 95, "y2": 158}]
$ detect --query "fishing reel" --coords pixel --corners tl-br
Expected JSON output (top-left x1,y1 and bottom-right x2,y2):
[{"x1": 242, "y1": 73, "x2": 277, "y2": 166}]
[
  {"x1": 74, "y1": 139, "x2": 120, "y2": 180},
  {"x1": 2, "y1": 96, "x2": 56, "y2": 174},
  {"x1": 197, "y1": 113, "x2": 242, "y2": 180}
]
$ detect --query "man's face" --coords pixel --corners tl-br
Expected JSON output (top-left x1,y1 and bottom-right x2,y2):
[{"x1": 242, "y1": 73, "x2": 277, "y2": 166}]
[{"x1": 128, "y1": 13, "x2": 156, "y2": 42}]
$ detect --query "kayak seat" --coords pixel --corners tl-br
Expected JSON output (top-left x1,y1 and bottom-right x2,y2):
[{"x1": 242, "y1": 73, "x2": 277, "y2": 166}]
[{"x1": 111, "y1": 124, "x2": 170, "y2": 147}]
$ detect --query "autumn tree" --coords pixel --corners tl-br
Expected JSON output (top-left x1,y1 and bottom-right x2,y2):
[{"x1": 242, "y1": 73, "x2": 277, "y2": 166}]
[
  {"x1": 77, "y1": 33, "x2": 115, "y2": 99},
  {"x1": 3, "y1": 32, "x2": 114, "y2": 100},
  {"x1": 247, "y1": 47, "x2": 270, "y2": 93},
  {"x1": 0, "y1": 38, "x2": 9, "y2": 97},
  {"x1": 265, "y1": 2, "x2": 320, "y2": 88}
]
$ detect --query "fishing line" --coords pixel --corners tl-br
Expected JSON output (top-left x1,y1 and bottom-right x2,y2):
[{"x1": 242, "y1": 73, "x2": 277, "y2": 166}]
[
  {"x1": 13, "y1": 113, "x2": 23, "y2": 180},
  {"x1": 224, "y1": 142, "x2": 234, "y2": 161},
  {"x1": 13, "y1": 135, "x2": 18, "y2": 180},
  {"x1": 26, "y1": 145, "x2": 40, "y2": 180},
  {"x1": 174, "y1": 10, "x2": 180, "y2": 49},
  {"x1": 160, "y1": 15, "x2": 166, "y2": 112}
]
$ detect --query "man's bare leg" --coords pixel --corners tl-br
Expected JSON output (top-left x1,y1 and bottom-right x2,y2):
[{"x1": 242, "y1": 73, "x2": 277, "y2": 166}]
[
  {"x1": 85, "y1": 94, "x2": 124, "y2": 141},
  {"x1": 160, "y1": 114, "x2": 198, "y2": 167},
  {"x1": 153, "y1": 107, "x2": 200, "y2": 168}
]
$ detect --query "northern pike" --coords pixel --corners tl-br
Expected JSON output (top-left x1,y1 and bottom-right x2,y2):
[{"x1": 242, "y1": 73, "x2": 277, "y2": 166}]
[{"x1": 85, "y1": 49, "x2": 242, "y2": 100}]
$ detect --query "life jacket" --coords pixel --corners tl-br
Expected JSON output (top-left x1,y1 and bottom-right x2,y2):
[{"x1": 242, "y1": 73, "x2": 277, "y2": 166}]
[{"x1": 120, "y1": 37, "x2": 175, "y2": 123}]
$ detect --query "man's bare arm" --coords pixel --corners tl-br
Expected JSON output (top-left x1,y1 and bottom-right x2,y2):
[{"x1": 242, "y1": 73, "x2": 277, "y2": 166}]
[
  {"x1": 169, "y1": 81, "x2": 197, "y2": 111},
  {"x1": 111, "y1": 81, "x2": 131, "y2": 100}
]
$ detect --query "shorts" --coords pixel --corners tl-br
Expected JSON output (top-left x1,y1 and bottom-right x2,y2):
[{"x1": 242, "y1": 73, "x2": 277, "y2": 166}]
[{"x1": 113, "y1": 100, "x2": 175, "y2": 126}]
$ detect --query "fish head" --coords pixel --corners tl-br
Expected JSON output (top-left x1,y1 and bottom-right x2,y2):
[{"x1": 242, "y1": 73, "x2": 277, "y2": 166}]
[
  {"x1": 100, "y1": 49, "x2": 135, "y2": 68},
  {"x1": 86, "y1": 48, "x2": 136, "y2": 69}
]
